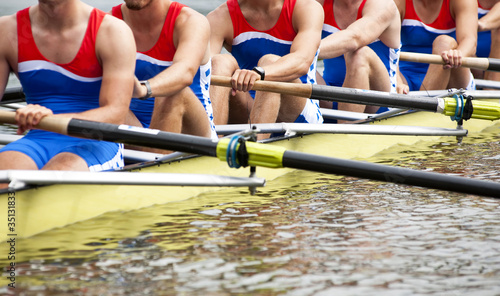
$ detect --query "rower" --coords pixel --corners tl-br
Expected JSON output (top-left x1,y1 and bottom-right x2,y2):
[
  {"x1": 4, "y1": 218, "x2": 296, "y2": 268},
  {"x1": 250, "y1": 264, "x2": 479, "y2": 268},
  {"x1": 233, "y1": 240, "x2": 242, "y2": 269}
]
[
  {"x1": 111, "y1": 0, "x2": 218, "y2": 151},
  {"x1": 0, "y1": 0, "x2": 136, "y2": 185},
  {"x1": 475, "y1": 0, "x2": 500, "y2": 84},
  {"x1": 207, "y1": 0, "x2": 324, "y2": 140},
  {"x1": 395, "y1": 0, "x2": 478, "y2": 93},
  {"x1": 316, "y1": 0, "x2": 401, "y2": 121}
]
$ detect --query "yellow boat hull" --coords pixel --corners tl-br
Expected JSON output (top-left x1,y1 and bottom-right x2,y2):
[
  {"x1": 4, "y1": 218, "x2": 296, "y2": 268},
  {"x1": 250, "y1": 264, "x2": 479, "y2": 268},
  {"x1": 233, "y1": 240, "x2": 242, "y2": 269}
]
[{"x1": 1, "y1": 110, "x2": 499, "y2": 243}]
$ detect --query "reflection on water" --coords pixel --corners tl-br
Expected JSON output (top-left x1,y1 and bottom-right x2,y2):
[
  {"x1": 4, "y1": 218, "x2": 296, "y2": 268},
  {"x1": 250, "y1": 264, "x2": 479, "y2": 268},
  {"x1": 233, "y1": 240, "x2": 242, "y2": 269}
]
[{"x1": 2, "y1": 129, "x2": 500, "y2": 295}]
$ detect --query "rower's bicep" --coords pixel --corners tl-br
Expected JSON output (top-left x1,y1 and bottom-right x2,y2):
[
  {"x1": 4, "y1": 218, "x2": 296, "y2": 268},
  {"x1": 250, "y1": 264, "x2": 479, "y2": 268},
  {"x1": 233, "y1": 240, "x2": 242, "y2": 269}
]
[
  {"x1": 207, "y1": 7, "x2": 232, "y2": 56},
  {"x1": 291, "y1": 0, "x2": 323, "y2": 57},
  {"x1": 95, "y1": 17, "x2": 136, "y2": 116},
  {"x1": 0, "y1": 16, "x2": 17, "y2": 99}
]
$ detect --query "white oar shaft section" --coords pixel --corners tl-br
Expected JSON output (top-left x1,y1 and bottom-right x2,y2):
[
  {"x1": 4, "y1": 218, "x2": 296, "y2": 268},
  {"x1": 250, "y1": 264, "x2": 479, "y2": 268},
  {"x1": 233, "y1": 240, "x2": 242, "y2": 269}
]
[
  {"x1": 216, "y1": 123, "x2": 467, "y2": 137},
  {"x1": 400, "y1": 52, "x2": 500, "y2": 71},
  {"x1": 0, "y1": 170, "x2": 266, "y2": 190}
]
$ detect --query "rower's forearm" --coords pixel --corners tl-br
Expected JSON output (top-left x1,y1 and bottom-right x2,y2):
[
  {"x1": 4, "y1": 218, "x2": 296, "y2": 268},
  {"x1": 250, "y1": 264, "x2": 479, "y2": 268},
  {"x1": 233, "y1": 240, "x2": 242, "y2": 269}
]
[
  {"x1": 479, "y1": 4, "x2": 500, "y2": 31},
  {"x1": 262, "y1": 55, "x2": 313, "y2": 82},
  {"x1": 319, "y1": 31, "x2": 363, "y2": 60},
  {"x1": 456, "y1": 39, "x2": 477, "y2": 58},
  {"x1": 57, "y1": 105, "x2": 130, "y2": 125},
  {"x1": 148, "y1": 64, "x2": 197, "y2": 98}
]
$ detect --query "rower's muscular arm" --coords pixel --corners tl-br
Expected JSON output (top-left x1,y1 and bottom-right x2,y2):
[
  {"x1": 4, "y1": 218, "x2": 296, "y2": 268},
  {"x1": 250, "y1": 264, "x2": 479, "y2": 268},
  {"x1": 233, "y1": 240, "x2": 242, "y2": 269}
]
[
  {"x1": 207, "y1": 3, "x2": 234, "y2": 56},
  {"x1": 0, "y1": 15, "x2": 49, "y2": 134},
  {"x1": 262, "y1": 0, "x2": 324, "y2": 82},
  {"x1": 63, "y1": 15, "x2": 136, "y2": 125},
  {"x1": 318, "y1": 0, "x2": 400, "y2": 60},
  {"x1": 478, "y1": 2, "x2": 500, "y2": 32},
  {"x1": 452, "y1": 0, "x2": 478, "y2": 58},
  {"x1": 0, "y1": 15, "x2": 17, "y2": 100},
  {"x1": 141, "y1": 8, "x2": 210, "y2": 98}
]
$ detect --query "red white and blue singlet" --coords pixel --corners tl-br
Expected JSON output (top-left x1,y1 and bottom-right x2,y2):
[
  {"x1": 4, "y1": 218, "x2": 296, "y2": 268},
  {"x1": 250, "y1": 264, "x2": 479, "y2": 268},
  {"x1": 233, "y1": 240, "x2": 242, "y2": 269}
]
[
  {"x1": 112, "y1": 2, "x2": 217, "y2": 139},
  {"x1": 477, "y1": 2, "x2": 491, "y2": 58},
  {"x1": 0, "y1": 7, "x2": 124, "y2": 171},
  {"x1": 399, "y1": 0, "x2": 475, "y2": 91},
  {"x1": 227, "y1": 0, "x2": 323, "y2": 124},
  {"x1": 321, "y1": 0, "x2": 400, "y2": 93}
]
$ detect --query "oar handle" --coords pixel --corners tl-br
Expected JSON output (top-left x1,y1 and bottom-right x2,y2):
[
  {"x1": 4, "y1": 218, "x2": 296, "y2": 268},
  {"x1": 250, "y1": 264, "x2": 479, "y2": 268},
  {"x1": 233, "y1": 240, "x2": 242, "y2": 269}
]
[
  {"x1": 399, "y1": 52, "x2": 500, "y2": 71},
  {"x1": 211, "y1": 75, "x2": 312, "y2": 98},
  {"x1": 0, "y1": 110, "x2": 70, "y2": 135}
]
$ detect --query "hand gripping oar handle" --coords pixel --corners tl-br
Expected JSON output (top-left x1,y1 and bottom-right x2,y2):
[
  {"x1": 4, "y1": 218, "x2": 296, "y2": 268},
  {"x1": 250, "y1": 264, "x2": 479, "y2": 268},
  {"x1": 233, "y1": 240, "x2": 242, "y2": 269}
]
[
  {"x1": 400, "y1": 52, "x2": 500, "y2": 72},
  {"x1": 210, "y1": 75, "x2": 312, "y2": 98},
  {"x1": 0, "y1": 111, "x2": 71, "y2": 136},
  {"x1": 2, "y1": 110, "x2": 500, "y2": 198},
  {"x1": 211, "y1": 75, "x2": 500, "y2": 120}
]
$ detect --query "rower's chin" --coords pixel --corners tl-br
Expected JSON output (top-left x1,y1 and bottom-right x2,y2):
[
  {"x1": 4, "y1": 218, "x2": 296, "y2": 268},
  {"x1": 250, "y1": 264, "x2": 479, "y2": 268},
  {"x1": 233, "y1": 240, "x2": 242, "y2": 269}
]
[{"x1": 124, "y1": 0, "x2": 152, "y2": 11}]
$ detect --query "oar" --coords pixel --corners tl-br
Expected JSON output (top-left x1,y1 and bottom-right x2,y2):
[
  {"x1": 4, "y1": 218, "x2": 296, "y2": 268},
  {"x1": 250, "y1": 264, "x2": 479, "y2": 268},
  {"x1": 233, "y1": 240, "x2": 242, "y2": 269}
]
[
  {"x1": 1, "y1": 86, "x2": 25, "y2": 104},
  {"x1": 400, "y1": 52, "x2": 500, "y2": 72},
  {"x1": 1, "y1": 170, "x2": 265, "y2": 190},
  {"x1": 210, "y1": 76, "x2": 500, "y2": 121},
  {"x1": 1, "y1": 110, "x2": 500, "y2": 198}
]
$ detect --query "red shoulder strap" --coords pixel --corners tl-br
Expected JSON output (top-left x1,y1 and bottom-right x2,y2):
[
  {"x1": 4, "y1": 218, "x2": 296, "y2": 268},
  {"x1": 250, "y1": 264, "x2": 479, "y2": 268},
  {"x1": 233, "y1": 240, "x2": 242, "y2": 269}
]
[
  {"x1": 111, "y1": 4, "x2": 124, "y2": 20},
  {"x1": 357, "y1": 0, "x2": 368, "y2": 19}
]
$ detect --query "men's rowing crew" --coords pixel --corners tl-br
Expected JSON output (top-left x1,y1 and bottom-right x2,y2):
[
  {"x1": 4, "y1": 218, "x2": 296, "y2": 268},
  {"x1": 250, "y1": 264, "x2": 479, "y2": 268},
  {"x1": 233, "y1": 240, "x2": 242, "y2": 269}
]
[{"x1": 0, "y1": 0, "x2": 497, "y2": 178}]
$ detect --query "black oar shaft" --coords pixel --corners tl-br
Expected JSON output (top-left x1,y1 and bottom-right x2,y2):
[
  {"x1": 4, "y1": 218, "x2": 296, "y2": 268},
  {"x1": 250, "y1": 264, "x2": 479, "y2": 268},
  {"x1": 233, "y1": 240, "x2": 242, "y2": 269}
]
[
  {"x1": 67, "y1": 119, "x2": 218, "y2": 157},
  {"x1": 311, "y1": 84, "x2": 440, "y2": 111},
  {"x1": 1, "y1": 87, "x2": 25, "y2": 104},
  {"x1": 211, "y1": 75, "x2": 441, "y2": 112},
  {"x1": 487, "y1": 58, "x2": 500, "y2": 72},
  {"x1": 283, "y1": 150, "x2": 500, "y2": 198}
]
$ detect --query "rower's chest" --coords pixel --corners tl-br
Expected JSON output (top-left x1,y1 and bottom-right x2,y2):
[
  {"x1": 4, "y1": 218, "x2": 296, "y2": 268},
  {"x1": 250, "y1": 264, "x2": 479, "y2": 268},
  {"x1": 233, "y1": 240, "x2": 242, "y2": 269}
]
[
  {"x1": 240, "y1": 5, "x2": 283, "y2": 31},
  {"x1": 31, "y1": 23, "x2": 88, "y2": 65},
  {"x1": 332, "y1": 4, "x2": 359, "y2": 30},
  {"x1": 412, "y1": 0, "x2": 445, "y2": 24},
  {"x1": 130, "y1": 22, "x2": 166, "y2": 53},
  {"x1": 478, "y1": 0, "x2": 500, "y2": 10}
]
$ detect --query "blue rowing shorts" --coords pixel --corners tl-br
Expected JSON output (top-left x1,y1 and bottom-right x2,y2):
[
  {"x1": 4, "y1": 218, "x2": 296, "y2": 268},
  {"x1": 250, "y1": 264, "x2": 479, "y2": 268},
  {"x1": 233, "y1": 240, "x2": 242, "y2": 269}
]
[{"x1": 0, "y1": 130, "x2": 124, "y2": 171}]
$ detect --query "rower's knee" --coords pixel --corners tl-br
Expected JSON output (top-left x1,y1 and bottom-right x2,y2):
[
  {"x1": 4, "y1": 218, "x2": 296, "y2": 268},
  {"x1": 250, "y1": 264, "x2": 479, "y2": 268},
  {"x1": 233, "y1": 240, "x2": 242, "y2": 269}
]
[
  {"x1": 344, "y1": 47, "x2": 373, "y2": 73},
  {"x1": 212, "y1": 54, "x2": 239, "y2": 75},
  {"x1": 257, "y1": 54, "x2": 280, "y2": 67},
  {"x1": 432, "y1": 35, "x2": 458, "y2": 53}
]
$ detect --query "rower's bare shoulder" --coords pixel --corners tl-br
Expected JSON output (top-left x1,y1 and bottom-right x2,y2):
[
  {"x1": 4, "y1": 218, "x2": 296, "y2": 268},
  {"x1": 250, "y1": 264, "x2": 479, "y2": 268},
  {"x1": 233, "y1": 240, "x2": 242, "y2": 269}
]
[
  {"x1": 100, "y1": 13, "x2": 132, "y2": 33},
  {"x1": 295, "y1": 0, "x2": 323, "y2": 11},
  {"x1": 95, "y1": 14, "x2": 136, "y2": 63},
  {"x1": 364, "y1": 0, "x2": 400, "y2": 20},
  {"x1": 293, "y1": 0, "x2": 324, "y2": 29},
  {"x1": 451, "y1": 0, "x2": 478, "y2": 15},
  {"x1": 294, "y1": 0, "x2": 323, "y2": 20},
  {"x1": 98, "y1": 14, "x2": 135, "y2": 46},
  {"x1": 207, "y1": 2, "x2": 231, "y2": 27},
  {"x1": 176, "y1": 5, "x2": 210, "y2": 32},
  {"x1": 206, "y1": 2, "x2": 232, "y2": 44},
  {"x1": 0, "y1": 15, "x2": 17, "y2": 52},
  {"x1": 0, "y1": 14, "x2": 17, "y2": 37}
]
